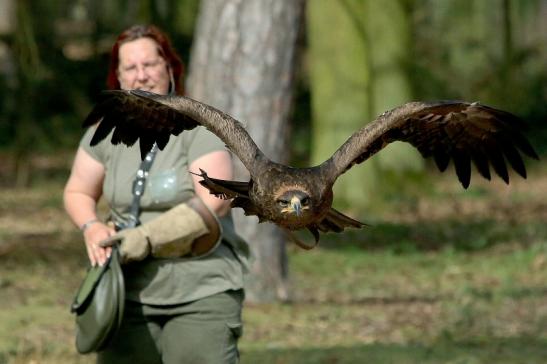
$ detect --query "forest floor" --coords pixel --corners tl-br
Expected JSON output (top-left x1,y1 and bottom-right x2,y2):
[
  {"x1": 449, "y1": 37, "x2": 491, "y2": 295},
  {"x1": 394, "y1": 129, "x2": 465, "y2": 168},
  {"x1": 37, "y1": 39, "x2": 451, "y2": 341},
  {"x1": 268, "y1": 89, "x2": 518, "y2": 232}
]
[{"x1": 1, "y1": 160, "x2": 546, "y2": 364}]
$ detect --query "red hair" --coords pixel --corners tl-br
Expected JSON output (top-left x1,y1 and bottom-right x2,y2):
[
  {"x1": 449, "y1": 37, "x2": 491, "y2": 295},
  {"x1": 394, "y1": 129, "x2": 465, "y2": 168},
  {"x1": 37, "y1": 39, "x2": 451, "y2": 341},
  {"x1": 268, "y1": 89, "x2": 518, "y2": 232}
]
[{"x1": 106, "y1": 25, "x2": 184, "y2": 94}]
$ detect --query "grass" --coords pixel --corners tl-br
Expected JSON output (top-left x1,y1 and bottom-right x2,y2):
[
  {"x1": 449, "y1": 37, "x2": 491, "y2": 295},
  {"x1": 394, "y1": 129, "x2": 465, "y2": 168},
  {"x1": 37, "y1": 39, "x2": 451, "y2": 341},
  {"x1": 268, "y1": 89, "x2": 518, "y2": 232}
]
[{"x1": 1, "y1": 165, "x2": 547, "y2": 363}]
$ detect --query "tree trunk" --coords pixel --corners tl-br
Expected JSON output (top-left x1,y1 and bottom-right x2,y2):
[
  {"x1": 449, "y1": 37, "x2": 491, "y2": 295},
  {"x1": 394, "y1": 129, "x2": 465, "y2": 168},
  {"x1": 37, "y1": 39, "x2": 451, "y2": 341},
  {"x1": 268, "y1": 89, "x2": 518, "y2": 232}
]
[
  {"x1": 307, "y1": 0, "x2": 373, "y2": 211},
  {"x1": 0, "y1": 0, "x2": 16, "y2": 182},
  {"x1": 308, "y1": 0, "x2": 422, "y2": 213},
  {"x1": 0, "y1": 0, "x2": 14, "y2": 36},
  {"x1": 365, "y1": 0, "x2": 424, "y2": 197},
  {"x1": 185, "y1": 0, "x2": 303, "y2": 303},
  {"x1": 12, "y1": 0, "x2": 42, "y2": 187}
]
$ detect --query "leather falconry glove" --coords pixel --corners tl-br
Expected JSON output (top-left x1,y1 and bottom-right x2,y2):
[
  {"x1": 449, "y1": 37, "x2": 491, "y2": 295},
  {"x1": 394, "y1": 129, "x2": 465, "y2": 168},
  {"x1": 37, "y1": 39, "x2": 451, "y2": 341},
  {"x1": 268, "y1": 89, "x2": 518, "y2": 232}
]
[{"x1": 100, "y1": 196, "x2": 221, "y2": 263}]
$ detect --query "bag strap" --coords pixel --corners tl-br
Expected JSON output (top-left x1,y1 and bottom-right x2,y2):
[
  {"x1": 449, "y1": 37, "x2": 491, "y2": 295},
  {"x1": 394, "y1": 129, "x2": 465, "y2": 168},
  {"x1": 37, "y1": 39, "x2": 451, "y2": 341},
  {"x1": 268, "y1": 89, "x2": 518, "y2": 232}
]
[{"x1": 125, "y1": 144, "x2": 158, "y2": 228}]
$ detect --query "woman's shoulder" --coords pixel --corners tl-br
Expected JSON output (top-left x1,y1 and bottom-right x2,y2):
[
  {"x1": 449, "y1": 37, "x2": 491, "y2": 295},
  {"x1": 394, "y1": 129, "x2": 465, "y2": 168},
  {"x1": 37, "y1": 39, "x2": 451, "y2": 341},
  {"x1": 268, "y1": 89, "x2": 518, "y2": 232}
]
[{"x1": 79, "y1": 126, "x2": 109, "y2": 162}]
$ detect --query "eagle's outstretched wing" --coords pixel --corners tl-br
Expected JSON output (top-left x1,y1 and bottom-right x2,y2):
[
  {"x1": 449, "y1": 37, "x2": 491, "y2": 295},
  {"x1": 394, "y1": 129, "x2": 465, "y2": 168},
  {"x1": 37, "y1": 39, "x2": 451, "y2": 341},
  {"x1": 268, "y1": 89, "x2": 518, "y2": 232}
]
[
  {"x1": 323, "y1": 101, "x2": 538, "y2": 188},
  {"x1": 83, "y1": 90, "x2": 198, "y2": 159},
  {"x1": 83, "y1": 90, "x2": 265, "y2": 173}
]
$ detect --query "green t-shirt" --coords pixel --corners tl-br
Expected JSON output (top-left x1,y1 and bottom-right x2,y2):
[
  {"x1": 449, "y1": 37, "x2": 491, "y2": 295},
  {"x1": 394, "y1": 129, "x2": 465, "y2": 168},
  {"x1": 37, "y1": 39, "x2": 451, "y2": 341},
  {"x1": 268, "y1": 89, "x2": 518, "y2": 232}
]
[{"x1": 80, "y1": 125, "x2": 249, "y2": 305}]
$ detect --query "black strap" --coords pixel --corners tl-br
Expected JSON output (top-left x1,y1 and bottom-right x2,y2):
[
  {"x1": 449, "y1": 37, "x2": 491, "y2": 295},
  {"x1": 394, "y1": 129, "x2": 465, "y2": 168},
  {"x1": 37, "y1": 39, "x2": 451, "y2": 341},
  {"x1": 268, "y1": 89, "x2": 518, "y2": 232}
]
[{"x1": 125, "y1": 144, "x2": 158, "y2": 228}]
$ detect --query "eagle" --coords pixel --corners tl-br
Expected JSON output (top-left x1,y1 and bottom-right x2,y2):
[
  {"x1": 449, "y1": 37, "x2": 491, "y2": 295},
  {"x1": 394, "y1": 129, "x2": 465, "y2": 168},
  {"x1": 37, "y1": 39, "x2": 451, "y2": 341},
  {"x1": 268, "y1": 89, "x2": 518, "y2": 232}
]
[{"x1": 83, "y1": 90, "x2": 538, "y2": 248}]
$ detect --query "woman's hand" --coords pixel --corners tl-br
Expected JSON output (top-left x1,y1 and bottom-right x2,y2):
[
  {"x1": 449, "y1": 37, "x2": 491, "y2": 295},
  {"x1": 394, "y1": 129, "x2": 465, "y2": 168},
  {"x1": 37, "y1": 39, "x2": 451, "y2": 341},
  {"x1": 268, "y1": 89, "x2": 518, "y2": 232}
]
[{"x1": 83, "y1": 222, "x2": 116, "y2": 266}]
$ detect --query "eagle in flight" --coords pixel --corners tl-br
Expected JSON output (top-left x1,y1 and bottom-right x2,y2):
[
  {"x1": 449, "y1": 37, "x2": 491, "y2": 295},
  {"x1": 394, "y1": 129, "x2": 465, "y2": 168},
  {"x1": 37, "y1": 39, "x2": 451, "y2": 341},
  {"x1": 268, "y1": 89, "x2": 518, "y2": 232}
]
[{"x1": 83, "y1": 90, "x2": 538, "y2": 248}]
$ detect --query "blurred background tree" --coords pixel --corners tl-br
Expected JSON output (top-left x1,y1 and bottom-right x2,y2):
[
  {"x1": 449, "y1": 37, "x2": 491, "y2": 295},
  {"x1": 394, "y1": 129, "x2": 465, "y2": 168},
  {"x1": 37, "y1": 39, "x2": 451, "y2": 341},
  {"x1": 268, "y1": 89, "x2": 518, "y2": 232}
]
[
  {"x1": 185, "y1": 0, "x2": 303, "y2": 303},
  {"x1": 307, "y1": 0, "x2": 425, "y2": 214}
]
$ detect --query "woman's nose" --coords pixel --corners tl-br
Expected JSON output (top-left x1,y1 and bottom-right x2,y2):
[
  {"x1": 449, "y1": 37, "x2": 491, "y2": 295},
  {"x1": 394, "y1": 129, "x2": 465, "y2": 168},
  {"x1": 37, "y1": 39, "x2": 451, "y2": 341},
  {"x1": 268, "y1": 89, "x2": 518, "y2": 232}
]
[{"x1": 136, "y1": 66, "x2": 148, "y2": 80}]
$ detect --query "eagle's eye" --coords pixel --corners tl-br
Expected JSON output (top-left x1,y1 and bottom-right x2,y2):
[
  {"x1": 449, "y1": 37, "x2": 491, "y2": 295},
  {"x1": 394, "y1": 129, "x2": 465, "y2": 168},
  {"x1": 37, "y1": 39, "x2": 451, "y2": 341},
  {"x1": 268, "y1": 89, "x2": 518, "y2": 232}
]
[
  {"x1": 277, "y1": 199, "x2": 289, "y2": 207},
  {"x1": 300, "y1": 196, "x2": 310, "y2": 206}
]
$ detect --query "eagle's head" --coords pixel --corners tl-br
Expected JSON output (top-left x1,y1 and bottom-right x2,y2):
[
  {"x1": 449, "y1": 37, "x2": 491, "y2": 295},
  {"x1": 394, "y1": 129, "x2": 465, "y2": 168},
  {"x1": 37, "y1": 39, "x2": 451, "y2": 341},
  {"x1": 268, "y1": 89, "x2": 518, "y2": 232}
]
[{"x1": 275, "y1": 190, "x2": 311, "y2": 218}]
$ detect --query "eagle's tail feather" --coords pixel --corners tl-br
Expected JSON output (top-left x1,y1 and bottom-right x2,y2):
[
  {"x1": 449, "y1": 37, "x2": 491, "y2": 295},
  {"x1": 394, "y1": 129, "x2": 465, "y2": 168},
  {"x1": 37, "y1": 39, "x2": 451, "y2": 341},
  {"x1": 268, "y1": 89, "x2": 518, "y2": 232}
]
[
  {"x1": 289, "y1": 209, "x2": 366, "y2": 250},
  {"x1": 194, "y1": 169, "x2": 250, "y2": 199}
]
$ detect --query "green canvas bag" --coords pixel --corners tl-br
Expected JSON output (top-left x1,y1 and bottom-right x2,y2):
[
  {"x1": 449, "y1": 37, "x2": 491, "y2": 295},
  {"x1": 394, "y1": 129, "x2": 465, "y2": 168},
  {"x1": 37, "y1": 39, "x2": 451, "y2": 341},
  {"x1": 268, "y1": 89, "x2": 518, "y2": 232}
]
[
  {"x1": 69, "y1": 143, "x2": 157, "y2": 354},
  {"x1": 70, "y1": 246, "x2": 125, "y2": 354}
]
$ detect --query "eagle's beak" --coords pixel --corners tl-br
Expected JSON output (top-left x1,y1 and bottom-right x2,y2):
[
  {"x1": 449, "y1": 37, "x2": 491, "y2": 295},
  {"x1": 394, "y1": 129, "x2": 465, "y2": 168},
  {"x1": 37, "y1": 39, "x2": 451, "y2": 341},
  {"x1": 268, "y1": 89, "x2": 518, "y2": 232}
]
[{"x1": 290, "y1": 196, "x2": 302, "y2": 216}]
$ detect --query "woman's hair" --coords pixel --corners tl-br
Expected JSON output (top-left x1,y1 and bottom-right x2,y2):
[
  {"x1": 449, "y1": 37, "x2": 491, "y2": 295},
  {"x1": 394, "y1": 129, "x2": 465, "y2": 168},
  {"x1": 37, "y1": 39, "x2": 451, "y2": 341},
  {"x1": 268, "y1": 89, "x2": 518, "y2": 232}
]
[{"x1": 106, "y1": 24, "x2": 184, "y2": 94}]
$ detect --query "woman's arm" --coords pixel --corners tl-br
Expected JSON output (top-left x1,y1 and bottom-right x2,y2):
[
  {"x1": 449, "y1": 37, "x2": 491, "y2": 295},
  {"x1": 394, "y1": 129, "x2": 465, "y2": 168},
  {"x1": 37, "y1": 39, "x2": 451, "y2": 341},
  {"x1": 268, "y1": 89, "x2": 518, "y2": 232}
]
[
  {"x1": 64, "y1": 147, "x2": 115, "y2": 266},
  {"x1": 189, "y1": 150, "x2": 233, "y2": 217}
]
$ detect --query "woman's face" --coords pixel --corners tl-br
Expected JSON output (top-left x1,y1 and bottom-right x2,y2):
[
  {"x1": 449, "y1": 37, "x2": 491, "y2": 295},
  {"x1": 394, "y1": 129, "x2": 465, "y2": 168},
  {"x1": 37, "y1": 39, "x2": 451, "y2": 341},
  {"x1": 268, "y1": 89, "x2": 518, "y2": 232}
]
[{"x1": 117, "y1": 38, "x2": 170, "y2": 95}]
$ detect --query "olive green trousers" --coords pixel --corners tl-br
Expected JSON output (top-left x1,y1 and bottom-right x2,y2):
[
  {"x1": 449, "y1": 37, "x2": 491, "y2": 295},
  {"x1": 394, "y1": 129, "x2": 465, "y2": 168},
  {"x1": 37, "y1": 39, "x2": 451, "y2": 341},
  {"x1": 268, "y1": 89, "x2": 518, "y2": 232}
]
[{"x1": 97, "y1": 289, "x2": 244, "y2": 364}]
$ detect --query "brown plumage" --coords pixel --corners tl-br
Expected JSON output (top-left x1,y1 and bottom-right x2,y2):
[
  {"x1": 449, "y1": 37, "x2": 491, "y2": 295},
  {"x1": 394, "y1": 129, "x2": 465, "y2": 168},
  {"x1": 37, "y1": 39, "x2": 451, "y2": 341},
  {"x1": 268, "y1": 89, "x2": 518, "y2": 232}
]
[{"x1": 83, "y1": 90, "x2": 538, "y2": 247}]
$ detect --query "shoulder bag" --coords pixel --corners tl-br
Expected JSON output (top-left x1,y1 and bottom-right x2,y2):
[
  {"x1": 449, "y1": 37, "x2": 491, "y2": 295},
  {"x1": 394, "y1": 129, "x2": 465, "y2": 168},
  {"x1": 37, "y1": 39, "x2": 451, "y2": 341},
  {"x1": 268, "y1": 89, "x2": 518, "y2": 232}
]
[{"x1": 70, "y1": 144, "x2": 158, "y2": 354}]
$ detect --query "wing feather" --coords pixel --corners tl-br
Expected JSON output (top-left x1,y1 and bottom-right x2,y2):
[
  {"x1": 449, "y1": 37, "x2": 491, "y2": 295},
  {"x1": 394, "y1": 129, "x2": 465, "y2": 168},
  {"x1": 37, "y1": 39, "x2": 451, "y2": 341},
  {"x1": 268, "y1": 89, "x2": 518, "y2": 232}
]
[
  {"x1": 470, "y1": 150, "x2": 491, "y2": 181},
  {"x1": 433, "y1": 151, "x2": 450, "y2": 172},
  {"x1": 83, "y1": 90, "x2": 265, "y2": 174},
  {"x1": 502, "y1": 142, "x2": 526, "y2": 178},
  {"x1": 322, "y1": 101, "x2": 538, "y2": 188},
  {"x1": 452, "y1": 151, "x2": 472, "y2": 188}
]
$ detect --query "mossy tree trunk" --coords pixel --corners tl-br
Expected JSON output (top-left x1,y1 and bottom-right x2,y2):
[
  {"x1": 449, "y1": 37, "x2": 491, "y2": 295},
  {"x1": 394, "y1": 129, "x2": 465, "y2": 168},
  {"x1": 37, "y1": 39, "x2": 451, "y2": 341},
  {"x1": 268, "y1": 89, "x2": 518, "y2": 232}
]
[
  {"x1": 307, "y1": 0, "x2": 373, "y2": 212},
  {"x1": 307, "y1": 0, "x2": 423, "y2": 213}
]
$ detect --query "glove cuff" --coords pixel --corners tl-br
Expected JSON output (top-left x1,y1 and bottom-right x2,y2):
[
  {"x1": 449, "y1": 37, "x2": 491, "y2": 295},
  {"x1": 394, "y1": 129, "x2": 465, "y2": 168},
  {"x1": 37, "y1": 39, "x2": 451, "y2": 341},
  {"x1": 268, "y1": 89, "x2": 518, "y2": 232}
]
[
  {"x1": 186, "y1": 196, "x2": 222, "y2": 257},
  {"x1": 145, "y1": 196, "x2": 221, "y2": 259}
]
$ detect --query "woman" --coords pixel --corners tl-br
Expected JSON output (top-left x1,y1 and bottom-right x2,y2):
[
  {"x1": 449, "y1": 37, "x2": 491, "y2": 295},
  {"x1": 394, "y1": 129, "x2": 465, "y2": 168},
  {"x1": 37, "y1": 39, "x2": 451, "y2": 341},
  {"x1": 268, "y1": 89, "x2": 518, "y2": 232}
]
[{"x1": 64, "y1": 25, "x2": 248, "y2": 364}]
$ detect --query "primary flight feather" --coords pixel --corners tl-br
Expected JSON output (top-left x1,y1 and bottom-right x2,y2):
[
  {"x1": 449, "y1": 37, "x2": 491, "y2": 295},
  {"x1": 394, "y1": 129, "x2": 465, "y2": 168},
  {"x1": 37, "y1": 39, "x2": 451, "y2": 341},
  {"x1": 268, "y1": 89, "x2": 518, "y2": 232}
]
[{"x1": 83, "y1": 90, "x2": 538, "y2": 247}]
